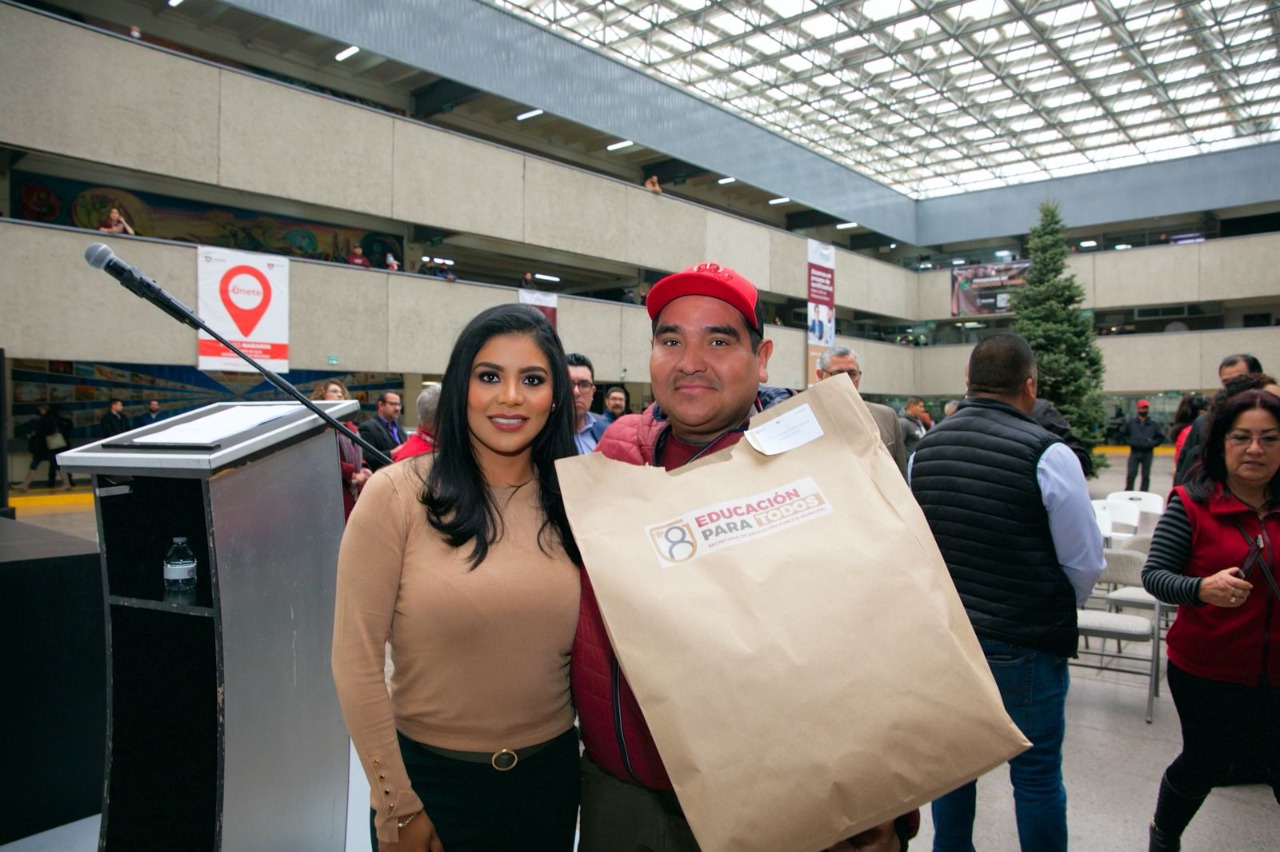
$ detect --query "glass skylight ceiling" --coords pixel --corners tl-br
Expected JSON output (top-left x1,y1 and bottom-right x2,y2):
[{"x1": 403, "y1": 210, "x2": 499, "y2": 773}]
[{"x1": 489, "y1": 0, "x2": 1280, "y2": 199}]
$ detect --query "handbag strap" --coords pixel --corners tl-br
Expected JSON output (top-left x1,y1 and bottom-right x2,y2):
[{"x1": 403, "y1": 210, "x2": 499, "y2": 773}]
[{"x1": 1232, "y1": 517, "x2": 1280, "y2": 603}]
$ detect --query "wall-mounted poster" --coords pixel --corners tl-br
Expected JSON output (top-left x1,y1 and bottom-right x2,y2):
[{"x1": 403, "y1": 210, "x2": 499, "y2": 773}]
[{"x1": 197, "y1": 247, "x2": 290, "y2": 373}]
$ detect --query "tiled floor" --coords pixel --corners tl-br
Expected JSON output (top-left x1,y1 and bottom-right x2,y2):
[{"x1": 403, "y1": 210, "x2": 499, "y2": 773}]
[{"x1": 3, "y1": 451, "x2": 1276, "y2": 850}]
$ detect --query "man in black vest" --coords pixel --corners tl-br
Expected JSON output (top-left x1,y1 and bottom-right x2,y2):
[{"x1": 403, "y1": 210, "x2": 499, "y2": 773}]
[{"x1": 909, "y1": 333, "x2": 1103, "y2": 852}]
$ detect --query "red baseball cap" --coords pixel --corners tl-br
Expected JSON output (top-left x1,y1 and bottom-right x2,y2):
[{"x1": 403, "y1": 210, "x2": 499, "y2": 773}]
[
  {"x1": 646, "y1": 262, "x2": 761, "y2": 330},
  {"x1": 1137, "y1": 399, "x2": 1150, "y2": 408}
]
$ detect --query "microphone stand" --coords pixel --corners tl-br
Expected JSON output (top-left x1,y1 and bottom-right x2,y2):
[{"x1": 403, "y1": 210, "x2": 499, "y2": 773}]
[{"x1": 102, "y1": 253, "x2": 394, "y2": 468}]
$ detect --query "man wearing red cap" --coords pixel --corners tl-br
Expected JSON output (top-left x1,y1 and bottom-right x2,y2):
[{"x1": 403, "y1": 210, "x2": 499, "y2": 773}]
[
  {"x1": 1122, "y1": 398, "x2": 1165, "y2": 491},
  {"x1": 572, "y1": 262, "x2": 914, "y2": 851}
]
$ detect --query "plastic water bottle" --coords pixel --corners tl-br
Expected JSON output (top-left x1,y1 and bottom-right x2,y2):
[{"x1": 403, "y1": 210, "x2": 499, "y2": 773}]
[{"x1": 163, "y1": 536, "x2": 197, "y2": 594}]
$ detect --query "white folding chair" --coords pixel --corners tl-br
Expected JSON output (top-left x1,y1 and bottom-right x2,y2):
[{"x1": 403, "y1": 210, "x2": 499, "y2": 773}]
[
  {"x1": 1106, "y1": 491, "x2": 1166, "y2": 515},
  {"x1": 1093, "y1": 503, "x2": 1115, "y2": 547},
  {"x1": 1073, "y1": 550, "x2": 1164, "y2": 723},
  {"x1": 1116, "y1": 534, "x2": 1152, "y2": 556},
  {"x1": 1106, "y1": 491, "x2": 1164, "y2": 534},
  {"x1": 1104, "y1": 546, "x2": 1173, "y2": 632},
  {"x1": 1097, "y1": 499, "x2": 1141, "y2": 541},
  {"x1": 1103, "y1": 548, "x2": 1160, "y2": 616}
]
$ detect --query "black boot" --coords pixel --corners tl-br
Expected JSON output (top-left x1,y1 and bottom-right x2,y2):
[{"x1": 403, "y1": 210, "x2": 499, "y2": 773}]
[
  {"x1": 1149, "y1": 821, "x2": 1179, "y2": 852},
  {"x1": 1150, "y1": 772, "x2": 1206, "y2": 851}
]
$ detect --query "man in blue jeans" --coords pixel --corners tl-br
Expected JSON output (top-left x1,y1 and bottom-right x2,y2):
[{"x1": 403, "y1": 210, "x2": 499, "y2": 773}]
[{"x1": 908, "y1": 333, "x2": 1104, "y2": 851}]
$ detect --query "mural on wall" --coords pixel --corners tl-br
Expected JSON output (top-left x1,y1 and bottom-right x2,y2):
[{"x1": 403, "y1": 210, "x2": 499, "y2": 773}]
[
  {"x1": 8, "y1": 359, "x2": 401, "y2": 444},
  {"x1": 11, "y1": 172, "x2": 403, "y2": 265}
]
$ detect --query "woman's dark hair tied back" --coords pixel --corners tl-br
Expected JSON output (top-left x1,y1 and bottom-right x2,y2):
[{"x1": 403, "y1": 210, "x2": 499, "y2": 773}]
[{"x1": 422, "y1": 303, "x2": 581, "y2": 568}]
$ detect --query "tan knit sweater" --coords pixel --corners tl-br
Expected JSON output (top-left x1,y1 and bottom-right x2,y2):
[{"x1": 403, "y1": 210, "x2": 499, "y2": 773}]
[{"x1": 331, "y1": 457, "x2": 580, "y2": 842}]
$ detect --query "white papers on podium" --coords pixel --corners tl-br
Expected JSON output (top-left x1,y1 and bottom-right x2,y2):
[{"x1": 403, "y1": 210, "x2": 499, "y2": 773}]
[{"x1": 130, "y1": 404, "x2": 300, "y2": 446}]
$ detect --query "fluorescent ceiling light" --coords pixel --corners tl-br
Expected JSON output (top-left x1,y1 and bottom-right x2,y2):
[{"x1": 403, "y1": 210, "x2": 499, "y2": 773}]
[
  {"x1": 835, "y1": 222, "x2": 859, "y2": 229},
  {"x1": 168, "y1": 0, "x2": 186, "y2": 6},
  {"x1": 606, "y1": 140, "x2": 634, "y2": 151},
  {"x1": 994, "y1": 250, "x2": 1013, "y2": 257},
  {"x1": 717, "y1": 176, "x2": 737, "y2": 185},
  {"x1": 767, "y1": 196, "x2": 791, "y2": 205},
  {"x1": 1079, "y1": 240, "x2": 1098, "y2": 248},
  {"x1": 951, "y1": 258, "x2": 966, "y2": 265},
  {"x1": 534, "y1": 273, "x2": 560, "y2": 283},
  {"x1": 516, "y1": 109, "x2": 544, "y2": 121},
  {"x1": 1114, "y1": 244, "x2": 1132, "y2": 250},
  {"x1": 335, "y1": 45, "x2": 360, "y2": 62},
  {"x1": 433, "y1": 258, "x2": 454, "y2": 265}
]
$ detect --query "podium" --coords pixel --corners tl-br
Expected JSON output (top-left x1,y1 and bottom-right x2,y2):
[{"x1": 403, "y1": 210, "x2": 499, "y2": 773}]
[{"x1": 58, "y1": 401, "x2": 356, "y2": 851}]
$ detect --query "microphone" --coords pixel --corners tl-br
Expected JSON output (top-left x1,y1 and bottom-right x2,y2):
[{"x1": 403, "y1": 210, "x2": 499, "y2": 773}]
[{"x1": 84, "y1": 243, "x2": 199, "y2": 329}]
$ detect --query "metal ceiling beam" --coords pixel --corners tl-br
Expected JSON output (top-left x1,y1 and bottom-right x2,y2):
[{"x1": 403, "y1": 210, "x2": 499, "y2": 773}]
[
  {"x1": 212, "y1": 0, "x2": 1280, "y2": 244},
  {"x1": 219, "y1": 0, "x2": 917, "y2": 239}
]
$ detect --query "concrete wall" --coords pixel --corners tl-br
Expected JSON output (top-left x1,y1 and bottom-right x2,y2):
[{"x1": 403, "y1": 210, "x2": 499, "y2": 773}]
[
  {"x1": 911, "y1": 325, "x2": 1280, "y2": 398},
  {"x1": 2, "y1": 6, "x2": 1277, "y2": 399},
  {"x1": 1098, "y1": 327, "x2": 1280, "y2": 393},
  {"x1": 915, "y1": 233, "x2": 1278, "y2": 323},
  {"x1": 9, "y1": 222, "x2": 1272, "y2": 397},
  {"x1": 0, "y1": 5, "x2": 915, "y2": 314}
]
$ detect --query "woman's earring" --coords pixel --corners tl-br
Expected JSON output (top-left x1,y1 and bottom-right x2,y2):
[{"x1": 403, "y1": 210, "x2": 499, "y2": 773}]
[{"x1": 552, "y1": 403, "x2": 557, "y2": 411}]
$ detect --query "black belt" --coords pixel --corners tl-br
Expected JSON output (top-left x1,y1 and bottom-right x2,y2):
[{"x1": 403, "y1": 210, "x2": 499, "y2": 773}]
[{"x1": 414, "y1": 737, "x2": 556, "y2": 771}]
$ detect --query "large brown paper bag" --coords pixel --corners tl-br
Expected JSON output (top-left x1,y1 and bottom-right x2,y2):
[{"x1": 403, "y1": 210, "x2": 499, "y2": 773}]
[{"x1": 557, "y1": 376, "x2": 1029, "y2": 852}]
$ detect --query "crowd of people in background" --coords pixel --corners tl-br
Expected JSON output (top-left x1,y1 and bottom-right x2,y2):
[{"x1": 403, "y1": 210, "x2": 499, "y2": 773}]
[{"x1": 8, "y1": 255, "x2": 1276, "y2": 851}]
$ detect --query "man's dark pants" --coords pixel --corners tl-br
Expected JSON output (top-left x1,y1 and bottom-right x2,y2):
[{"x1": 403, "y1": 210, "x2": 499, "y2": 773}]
[{"x1": 1125, "y1": 449, "x2": 1154, "y2": 492}]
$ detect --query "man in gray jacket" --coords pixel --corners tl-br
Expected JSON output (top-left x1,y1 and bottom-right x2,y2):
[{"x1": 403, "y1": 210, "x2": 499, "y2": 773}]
[{"x1": 816, "y1": 345, "x2": 906, "y2": 477}]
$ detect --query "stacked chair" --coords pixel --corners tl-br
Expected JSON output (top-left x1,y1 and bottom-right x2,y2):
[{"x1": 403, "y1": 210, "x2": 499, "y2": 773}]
[{"x1": 1077, "y1": 492, "x2": 1169, "y2": 723}]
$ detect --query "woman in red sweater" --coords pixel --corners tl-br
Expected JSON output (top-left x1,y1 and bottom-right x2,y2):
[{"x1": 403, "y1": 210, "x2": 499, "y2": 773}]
[{"x1": 311, "y1": 379, "x2": 371, "y2": 520}]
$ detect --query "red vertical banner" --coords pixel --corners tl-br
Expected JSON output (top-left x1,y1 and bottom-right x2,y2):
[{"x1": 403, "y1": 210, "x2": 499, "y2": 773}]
[
  {"x1": 518, "y1": 289, "x2": 558, "y2": 329},
  {"x1": 806, "y1": 240, "x2": 835, "y2": 386}
]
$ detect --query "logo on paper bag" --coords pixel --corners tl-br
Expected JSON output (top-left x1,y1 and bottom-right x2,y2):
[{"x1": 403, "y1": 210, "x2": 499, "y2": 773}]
[{"x1": 645, "y1": 477, "x2": 832, "y2": 568}]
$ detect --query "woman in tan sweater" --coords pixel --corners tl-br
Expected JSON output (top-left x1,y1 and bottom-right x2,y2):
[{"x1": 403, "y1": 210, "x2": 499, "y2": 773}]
[{"x1": 333, "y1": 304, "x2": 582, "y2": 851}]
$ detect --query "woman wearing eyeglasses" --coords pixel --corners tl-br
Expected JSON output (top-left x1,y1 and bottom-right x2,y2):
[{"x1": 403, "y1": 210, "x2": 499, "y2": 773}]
[{"x1": 1141, "y1": 386, "x2": 1280, "y2": 851}]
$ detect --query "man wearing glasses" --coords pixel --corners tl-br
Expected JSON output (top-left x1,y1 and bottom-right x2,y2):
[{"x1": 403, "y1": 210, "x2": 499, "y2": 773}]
[
  {"x1": 567, "y1": 353, "x2": 609, "y2": 454},
  {"x1": 817, "y1": 345, "x2": 907, "y2": 477}
]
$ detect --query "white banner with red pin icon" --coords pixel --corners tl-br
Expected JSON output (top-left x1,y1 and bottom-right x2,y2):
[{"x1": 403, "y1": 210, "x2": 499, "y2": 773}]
[{"x1": 197, "y1": 247, "x2": 290, "y2": 373}]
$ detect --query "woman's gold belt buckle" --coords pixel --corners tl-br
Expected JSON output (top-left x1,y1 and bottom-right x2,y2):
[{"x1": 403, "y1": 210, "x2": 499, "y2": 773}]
[{"x1": 491, "y1": 748, "x2": 518, "y2": 771}]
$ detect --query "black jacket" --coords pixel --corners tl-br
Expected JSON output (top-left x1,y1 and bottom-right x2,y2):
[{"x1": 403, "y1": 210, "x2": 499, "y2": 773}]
[
  {"x1": 357, "y1": 417, "x2": 402, "y2": 470},
  {"x1": 1031, "y1": 398, "x2": 1093, "y2": 477},
  {"x1": 100, "y1": 411, "x2": 129, "y2": 438},
  {"x1": 911, "y1": 397, "x2": 1080, "y2": 658},
  {"x1": 1122, "y1": 415, "x2": 1165, "y2": 452}
]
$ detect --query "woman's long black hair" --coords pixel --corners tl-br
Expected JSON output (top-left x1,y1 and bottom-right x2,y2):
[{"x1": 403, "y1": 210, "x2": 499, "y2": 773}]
[
  {"x1": 422, "y1": 304, "x2": 581, "y2": 568},
  {"x1": 1170, "y1": 393, "x2": 1209, "y2": 444},
  {"x1": 1184, "y1": 387, "x2": 1280, "y2": 505}
]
